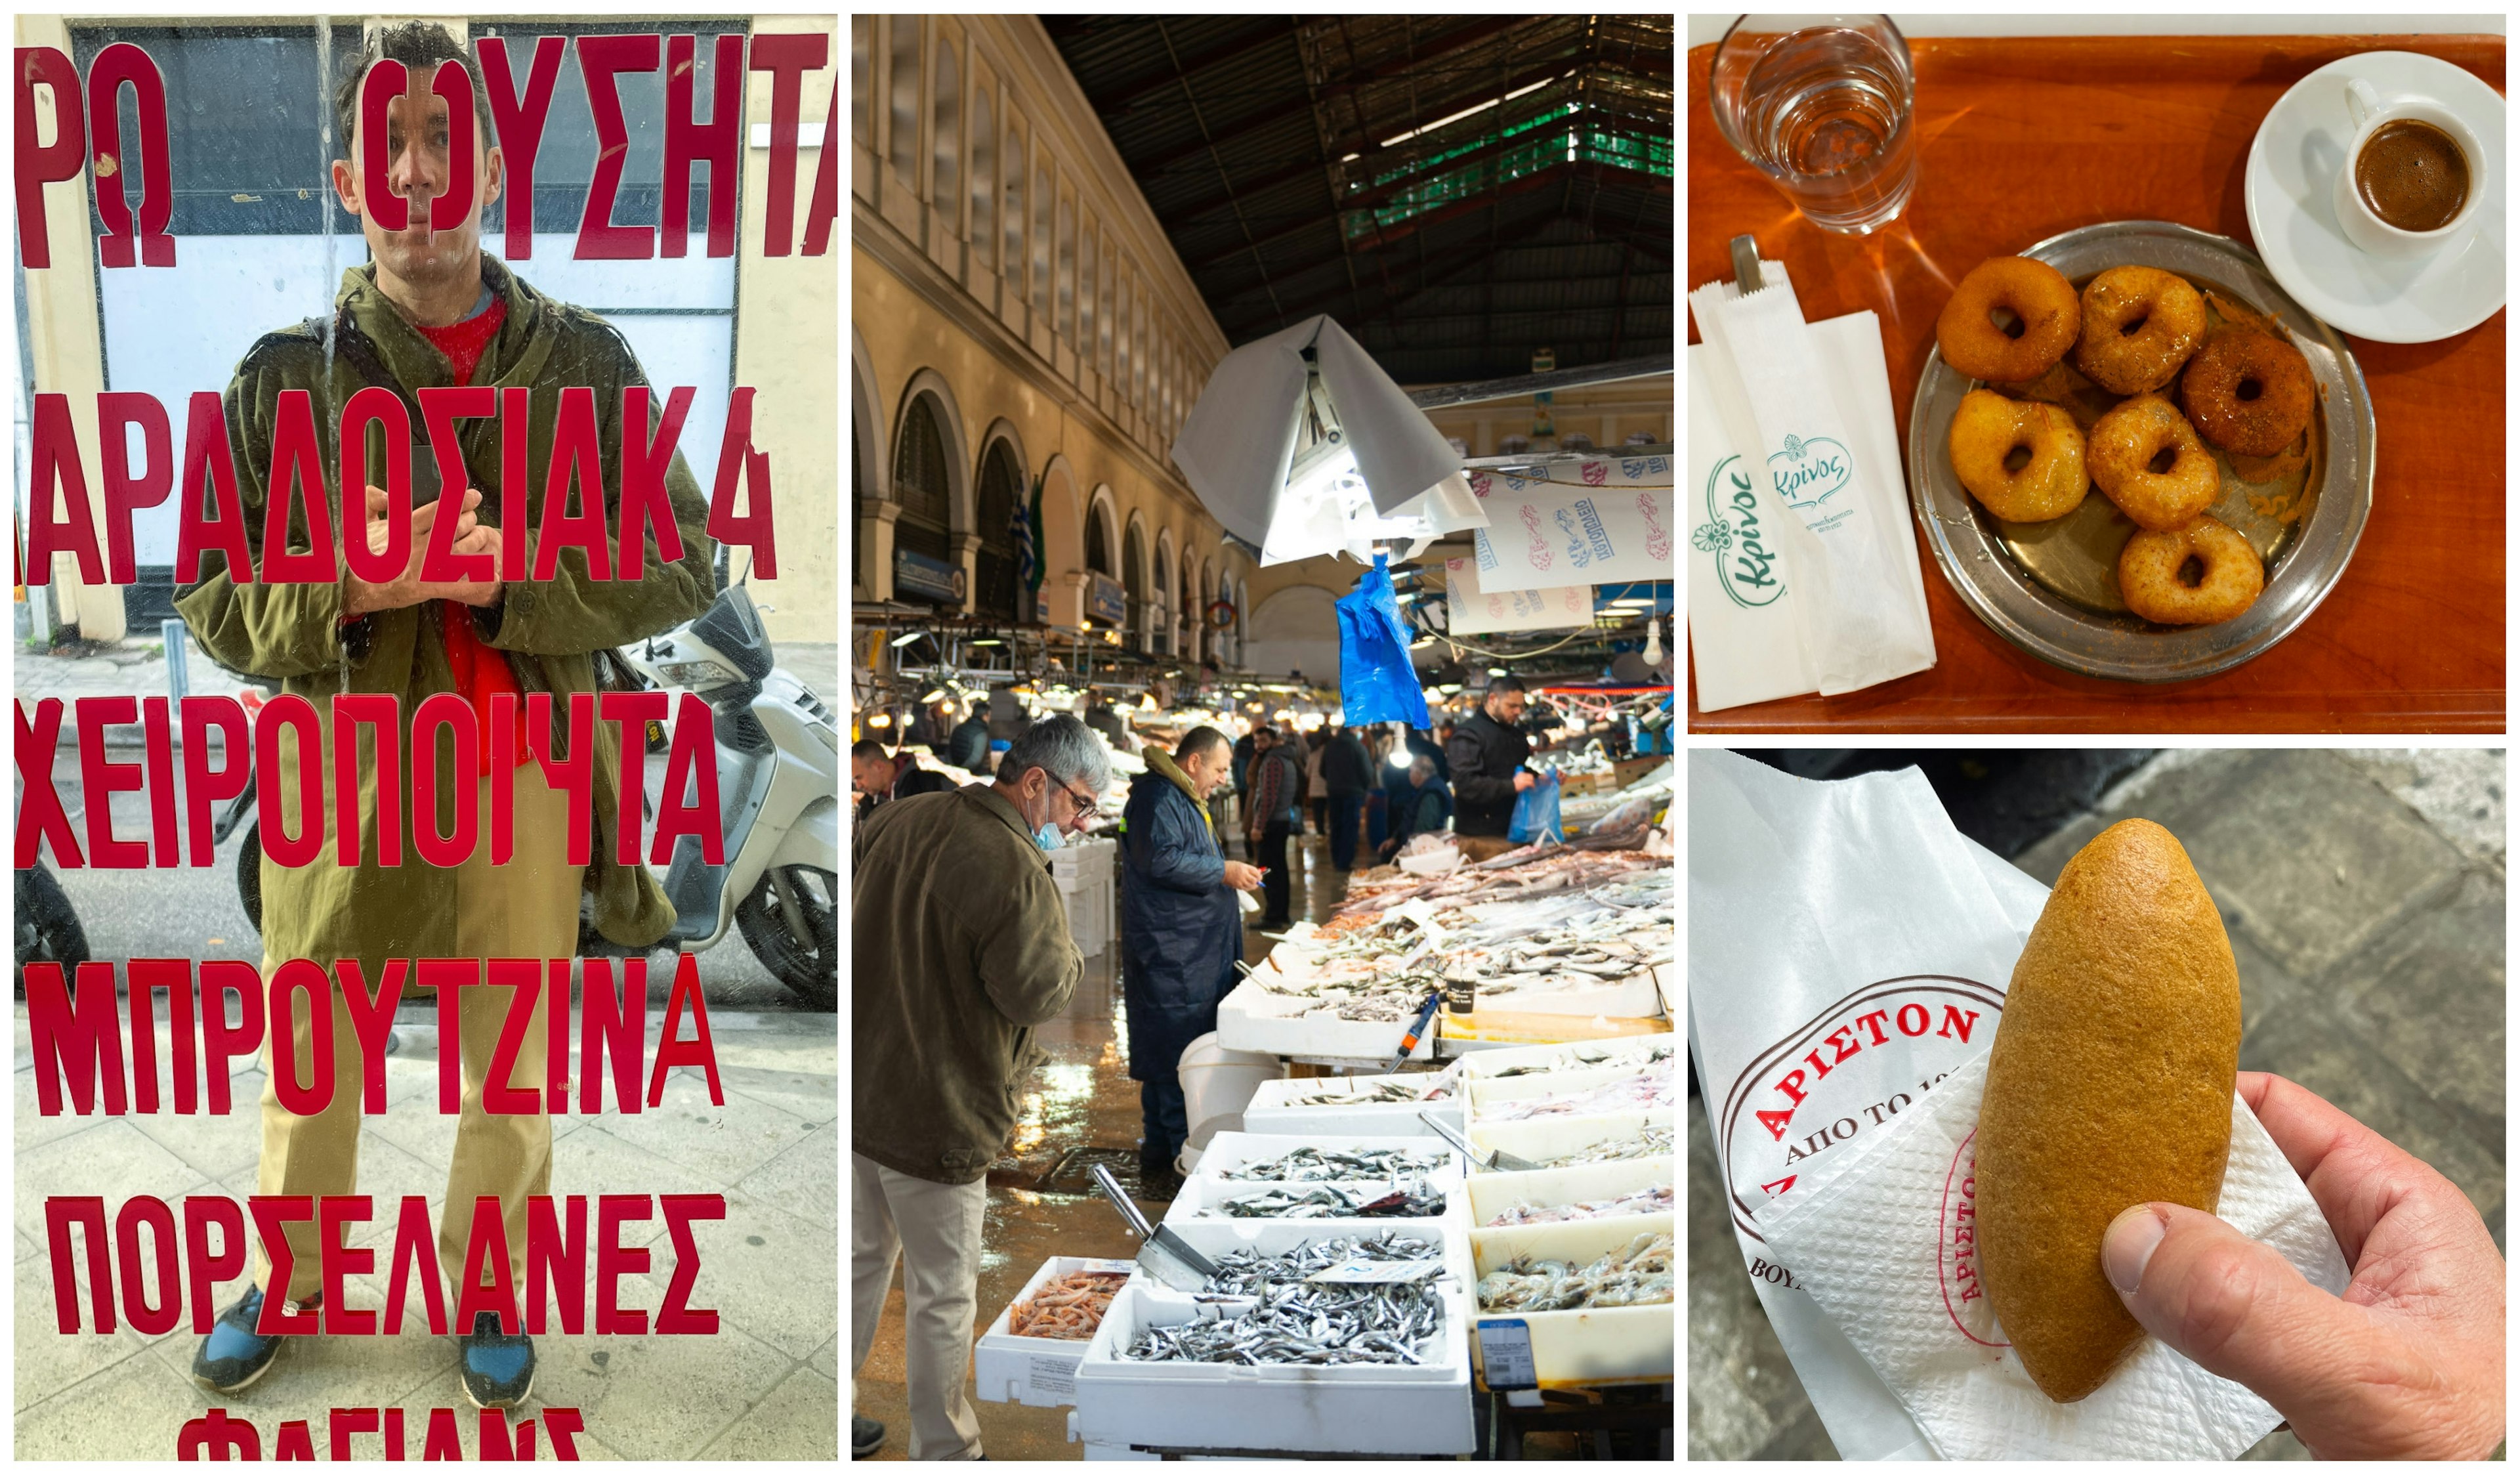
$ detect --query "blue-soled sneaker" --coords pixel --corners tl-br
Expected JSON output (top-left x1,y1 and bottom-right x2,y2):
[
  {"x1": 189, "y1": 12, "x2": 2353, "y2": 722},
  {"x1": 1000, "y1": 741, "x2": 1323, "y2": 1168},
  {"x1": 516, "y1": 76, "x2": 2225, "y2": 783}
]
[
  {"x1": 192, "y1": 1286, "x2": 318, "y2": 1394},
  {"x1": 457, "y1": 1311, "x2": 536, "y2": 1409}
]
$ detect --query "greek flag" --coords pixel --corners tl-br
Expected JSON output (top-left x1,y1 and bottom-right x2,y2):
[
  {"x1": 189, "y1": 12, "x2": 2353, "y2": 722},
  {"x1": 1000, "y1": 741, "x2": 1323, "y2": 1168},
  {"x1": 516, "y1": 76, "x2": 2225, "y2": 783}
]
[{"x1": 1014, "y1": 476, "x2": 1041, "y2": 605}]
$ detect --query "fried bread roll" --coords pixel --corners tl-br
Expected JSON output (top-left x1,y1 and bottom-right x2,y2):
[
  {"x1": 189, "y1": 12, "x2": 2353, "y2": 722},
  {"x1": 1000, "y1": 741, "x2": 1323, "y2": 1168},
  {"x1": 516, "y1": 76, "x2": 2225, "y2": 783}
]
[{"x1": 1977, "y1": 819, "x2": 2241, "y2": 1403}]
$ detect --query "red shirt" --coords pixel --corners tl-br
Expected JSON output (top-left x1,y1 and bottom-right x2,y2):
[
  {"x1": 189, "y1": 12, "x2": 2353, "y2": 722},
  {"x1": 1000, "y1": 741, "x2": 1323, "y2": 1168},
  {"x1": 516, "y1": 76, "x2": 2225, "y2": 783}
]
[{"x1": 408, "y1": 295, "x2": 528, "y2": 765}]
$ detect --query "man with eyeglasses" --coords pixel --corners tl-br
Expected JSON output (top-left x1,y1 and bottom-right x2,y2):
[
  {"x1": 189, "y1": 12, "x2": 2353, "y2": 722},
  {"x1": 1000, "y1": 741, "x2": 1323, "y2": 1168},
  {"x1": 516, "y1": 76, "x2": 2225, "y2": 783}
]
[{"x1": 850, "y1": 714, "x2": 1110, "y2": 1461}]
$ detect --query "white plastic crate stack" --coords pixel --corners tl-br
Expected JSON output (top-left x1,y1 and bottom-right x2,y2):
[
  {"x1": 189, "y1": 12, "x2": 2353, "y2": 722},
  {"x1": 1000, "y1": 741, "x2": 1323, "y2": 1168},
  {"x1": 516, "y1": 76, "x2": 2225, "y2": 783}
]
[
  {"x1": 1053, "y1": 835, "x2": 1118, "y2": 956},
  {"x1": 1068, "y1": 1220, "x2": 1479, "y2": 1457}
]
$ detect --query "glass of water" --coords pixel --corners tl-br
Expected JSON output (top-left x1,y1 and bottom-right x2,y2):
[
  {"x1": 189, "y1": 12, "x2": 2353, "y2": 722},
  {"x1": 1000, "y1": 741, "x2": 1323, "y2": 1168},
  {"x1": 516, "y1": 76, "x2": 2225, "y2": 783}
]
[{"x1": 1711, "y1": 14, "x2": 1918, "y2": 236}]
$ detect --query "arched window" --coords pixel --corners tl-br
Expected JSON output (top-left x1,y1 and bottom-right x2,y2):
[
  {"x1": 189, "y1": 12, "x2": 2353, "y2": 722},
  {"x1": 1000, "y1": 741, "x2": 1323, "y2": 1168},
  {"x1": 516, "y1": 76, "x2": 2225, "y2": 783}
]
[
  {"x1": 1152, "y1": 544, "x2": 1173, "y2": 657},
  {"x1": 850, "y1": 16, "x2": 871, "y2": 146},
  {"x1": 1001, "y1": 127, "x2": 1024, "y2": 303},
  {"x1": 1078, "y1": 221, "x2": 1097, "y2": 361},
  {"x1": 1123, "y1": 522, "x2": 1148, "y2": 653},
  {"x1": 1097, "y1": 247, "x2": 1115, "y2": 375},
  {"x1": 1131, "y1": 286, "x2": 1147, "y2": 407},
  {"x1": 1086, "y1": 503, "x2": 1114, "y2": 578},
  {"x1": 969, "y1": 92, "x2": 994, "y2": 272},
  {"x1": 1182, "y1": 551, "x2": 1198, "y2": 659},
  {"x1": 887, "y1": 17, "x2": 919, "y2": 188},
  {"x1": 1057, "y1": 196, "x2": 1076, "y2": 342},
  {"x1": 892, "y1": 396, "x2": 951, "y2": 565},
  {"x1": 975, "y1": 440, "x2": 1024, "y2": 623},
  {"x1": 931, "y1": 41, "x2": 959, "y2": 216},
  {"x1": 1114, "y1": 274, "x2": 1131, "y2": 398},
  {"x1": 1031, "y1": 164, "x2": 1052, "y2": 318}
]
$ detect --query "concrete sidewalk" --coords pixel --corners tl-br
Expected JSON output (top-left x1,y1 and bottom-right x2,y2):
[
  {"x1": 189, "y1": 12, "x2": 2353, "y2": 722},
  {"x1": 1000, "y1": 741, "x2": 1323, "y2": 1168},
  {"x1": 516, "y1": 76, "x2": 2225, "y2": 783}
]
[
  {"x1": 14, "y1": 1006, "x2": 839, "y2": 1460},
  {"x1": 1688, "y1": 748, "x2": 2507, "y2": 1461}
]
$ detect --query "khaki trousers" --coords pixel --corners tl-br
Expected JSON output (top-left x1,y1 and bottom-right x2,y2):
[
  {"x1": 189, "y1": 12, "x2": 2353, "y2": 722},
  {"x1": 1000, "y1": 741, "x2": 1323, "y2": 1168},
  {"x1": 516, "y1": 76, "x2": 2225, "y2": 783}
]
[
  {"x1": 851, "y1": 1152, "x2": 986, "y2": 1461},
  {"x1": 255, "y1": 761, "x2": 583, "y2": 1306}
]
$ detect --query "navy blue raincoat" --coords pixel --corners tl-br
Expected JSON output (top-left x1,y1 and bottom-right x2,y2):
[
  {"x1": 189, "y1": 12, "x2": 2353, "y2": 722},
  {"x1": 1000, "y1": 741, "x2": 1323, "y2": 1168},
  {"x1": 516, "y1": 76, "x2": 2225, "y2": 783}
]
[{"x1": 1119, "y1": 764, "x2": 1244, "y2": 1083}]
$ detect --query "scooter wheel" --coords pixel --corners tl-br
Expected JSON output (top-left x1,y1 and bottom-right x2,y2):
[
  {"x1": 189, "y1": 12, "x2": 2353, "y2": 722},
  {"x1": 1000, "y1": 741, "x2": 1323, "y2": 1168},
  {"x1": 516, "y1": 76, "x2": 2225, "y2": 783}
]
[{"x1": 734, "y1": 865, "x2": 835, "y2": 1010}]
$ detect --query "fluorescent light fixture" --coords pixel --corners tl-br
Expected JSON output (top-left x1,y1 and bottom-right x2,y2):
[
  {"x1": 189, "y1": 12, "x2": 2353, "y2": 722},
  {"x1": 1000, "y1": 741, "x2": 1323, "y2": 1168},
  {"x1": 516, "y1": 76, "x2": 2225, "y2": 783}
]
[
  {"x1": 970, "y1": 637, "x2": 1003, "y2": 647},
  {"x1": 1377, "y1": 75, "x2": 1562, "y2": 148},
  {"x1": 1486, "y1": 667, "x2": 1508, "y2": 677},
  {"x1": 890, "y1": 630, "x2": 926, "y2": 647},
  {"x1": 869, "y1": 712, "x2": 891, "y2": 727},
  {"x1": 1340, "y1": 151, "x2": 1360, "y2": 162}
]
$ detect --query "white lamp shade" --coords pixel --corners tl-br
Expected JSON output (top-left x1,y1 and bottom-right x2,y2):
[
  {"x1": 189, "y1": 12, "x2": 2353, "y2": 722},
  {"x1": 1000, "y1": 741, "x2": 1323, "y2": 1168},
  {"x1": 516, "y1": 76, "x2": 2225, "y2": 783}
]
[{"x1": 1171, "y1": 314, "x2": 1487, "y2": 561}]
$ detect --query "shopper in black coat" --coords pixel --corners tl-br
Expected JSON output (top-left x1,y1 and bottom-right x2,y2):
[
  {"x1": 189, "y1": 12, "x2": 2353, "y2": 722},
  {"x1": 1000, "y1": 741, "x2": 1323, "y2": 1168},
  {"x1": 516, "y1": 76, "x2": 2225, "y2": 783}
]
[{"x1": 1445, "y1": 676, "x2": 1535, "y2": 855}]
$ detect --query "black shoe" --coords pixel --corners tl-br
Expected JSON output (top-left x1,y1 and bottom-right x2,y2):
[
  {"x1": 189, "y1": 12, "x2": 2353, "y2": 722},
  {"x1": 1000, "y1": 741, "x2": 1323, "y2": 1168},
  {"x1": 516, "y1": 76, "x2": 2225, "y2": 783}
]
[
  {"x1": 457, "y1": 1311, "x2": 536, "y2": 1409},
  {"x1": 851, "y1": 1414, "x2": 886, "y2": 1457},
  {"x1": 192, "y1": 1285, "x2": 316, "y2": 1394}
]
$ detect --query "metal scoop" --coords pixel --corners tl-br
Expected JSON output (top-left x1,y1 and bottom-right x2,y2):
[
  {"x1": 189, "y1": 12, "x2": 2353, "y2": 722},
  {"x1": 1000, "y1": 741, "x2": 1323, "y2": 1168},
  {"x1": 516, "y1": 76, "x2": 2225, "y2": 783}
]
[
  {"x1": 1419, "y1": 1110, "x2": 1541, "y2": 1174},
  {"x1": 1089, "y1": 1163, "x2": 1222, "y2": 1293}
]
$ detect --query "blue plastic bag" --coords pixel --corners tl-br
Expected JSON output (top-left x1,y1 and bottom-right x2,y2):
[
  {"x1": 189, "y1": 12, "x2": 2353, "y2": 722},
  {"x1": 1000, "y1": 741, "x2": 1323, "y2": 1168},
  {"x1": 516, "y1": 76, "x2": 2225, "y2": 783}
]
[
  {"x1": 1509, "y1": 767, "x2": 1563, "y2": 845},
  {"x1": 1334, "y1": 555, "x2": 1430, "y2": 729}
]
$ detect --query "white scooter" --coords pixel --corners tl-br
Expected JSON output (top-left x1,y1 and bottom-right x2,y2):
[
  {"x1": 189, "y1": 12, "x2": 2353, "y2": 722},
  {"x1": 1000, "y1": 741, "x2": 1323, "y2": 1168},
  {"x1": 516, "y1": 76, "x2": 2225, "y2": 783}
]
[
  {"x1": 219, "y1": 580, "x2": 841, "y2": 1010},
  {"x1": 614, "y1": 578, "x2": 841, "y2": 1008}
]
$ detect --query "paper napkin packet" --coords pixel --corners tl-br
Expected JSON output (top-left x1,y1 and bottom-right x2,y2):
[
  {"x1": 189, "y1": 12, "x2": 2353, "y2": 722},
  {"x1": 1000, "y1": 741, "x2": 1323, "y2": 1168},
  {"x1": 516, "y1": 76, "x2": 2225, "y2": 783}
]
[{"x1": 1754, "y1": 1050, "x2": 2352, "y2": 1461}]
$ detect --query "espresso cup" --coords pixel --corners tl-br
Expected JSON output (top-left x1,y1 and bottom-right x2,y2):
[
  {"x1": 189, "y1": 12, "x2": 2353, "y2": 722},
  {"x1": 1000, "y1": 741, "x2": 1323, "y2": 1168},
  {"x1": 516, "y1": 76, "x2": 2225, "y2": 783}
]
[{"x1": 2331, "y1": 77, "x2": 2487, "y2": 258}]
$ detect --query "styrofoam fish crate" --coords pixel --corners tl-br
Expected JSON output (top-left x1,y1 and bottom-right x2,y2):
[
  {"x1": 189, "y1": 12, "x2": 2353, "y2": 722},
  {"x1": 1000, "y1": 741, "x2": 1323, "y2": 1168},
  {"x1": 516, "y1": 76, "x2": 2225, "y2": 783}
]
[
  {"x1": 1240, "y1": 1071, "x2": 1463, "y2": 1138},
  {"x1": 1451, "y1": 1037, "x2": 1681, "y2": 1081},
  {"x1": 1214, "y1": 973, "x2": 1436, "y2": 1062},
  {"x1": 1071, "y1": 1220, "x2": 1477, "y2": 1455},
  {"x1": 1465, "y1": 1061, "x2": 1677, "y2": 1126},
  {"x1": 1469, "y1": 1109, "x2": 1674, "y2": 1174},
  {"x1": 1467, "y1": 1213, "x2": 1673, "y2": 1387},
  {"x1": 1192, "y1": 1130, "x2": 1461, "y2": 1189},
  {"x1": 1165, "y1": 1173, "x2": 1465, "y2": 1229},
  {"x1": 975, "y1": 1255, "x2": 1138, "y2": 1407},
  {"x1": 1463, "y1": 1157, "x2": 1677, "y2": 1229}
]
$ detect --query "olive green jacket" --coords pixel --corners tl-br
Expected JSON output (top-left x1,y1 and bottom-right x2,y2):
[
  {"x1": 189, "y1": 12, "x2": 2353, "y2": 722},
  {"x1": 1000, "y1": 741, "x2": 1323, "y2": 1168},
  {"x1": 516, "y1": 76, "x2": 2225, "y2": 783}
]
[
  {"x1": 852, "y1": 784, "x2": 1082, "y2": 1184},
  {"x1": 175, "y1": 255, "x2": 716, "y2": 973}
]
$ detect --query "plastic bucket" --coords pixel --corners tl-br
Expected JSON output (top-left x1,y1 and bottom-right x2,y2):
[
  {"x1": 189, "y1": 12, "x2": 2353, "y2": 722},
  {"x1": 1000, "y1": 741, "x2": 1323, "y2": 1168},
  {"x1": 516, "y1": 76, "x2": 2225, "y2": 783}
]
[{"x1": 1173, "y1": 1031, "x2": 1284, "y2": 1165}]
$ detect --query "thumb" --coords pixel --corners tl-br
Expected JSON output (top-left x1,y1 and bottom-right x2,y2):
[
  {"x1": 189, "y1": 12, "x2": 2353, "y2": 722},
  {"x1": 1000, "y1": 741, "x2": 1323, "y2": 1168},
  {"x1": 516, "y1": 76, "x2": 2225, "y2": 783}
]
[{"x1": 2103, "y1": 1202, "x2": 2373, "y2": 1415}]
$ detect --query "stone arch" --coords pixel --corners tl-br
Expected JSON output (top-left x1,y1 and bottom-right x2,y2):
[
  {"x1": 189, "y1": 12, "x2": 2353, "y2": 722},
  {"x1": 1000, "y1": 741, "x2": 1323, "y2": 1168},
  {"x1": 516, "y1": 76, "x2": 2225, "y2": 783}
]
[
  {"x1": 1038, "y1": 456, "x2": 1083, "y2": 624},
  {"x1": 1154, "y1": 526, "x2": 1178, "y2": 656},
  {"x1": 892, "y1": 367, "x2": 972, "y2": 535},
  {"x1": 1084, "y1": 484, "x2": 1119, "y2": 578},
  {"x1": 850, "y1": 329, "x2": 886, "y2": 506},
  {"x1": 1245, "y1": 586, "x2": 1340, "y2": 684},
  {"x1": 1122, "y1": 510, "x2": 1152, "y2": 651}
]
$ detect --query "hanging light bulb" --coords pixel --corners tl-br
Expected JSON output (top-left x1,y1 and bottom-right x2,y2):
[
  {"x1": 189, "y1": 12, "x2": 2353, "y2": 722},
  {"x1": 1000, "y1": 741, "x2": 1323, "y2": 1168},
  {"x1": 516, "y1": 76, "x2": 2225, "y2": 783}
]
[{"x1": 1643, "y1": 614, "x2": 1665, "y2": 668}]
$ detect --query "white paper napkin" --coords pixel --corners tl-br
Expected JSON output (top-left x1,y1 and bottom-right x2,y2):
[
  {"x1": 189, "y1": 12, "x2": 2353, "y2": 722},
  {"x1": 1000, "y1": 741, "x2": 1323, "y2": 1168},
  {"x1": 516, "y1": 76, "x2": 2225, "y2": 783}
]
[
  {"x1": 1755, "y1": 1050, "x2": 2353, "y2": 1461},
  {"x1": 1689, "y1": 260, "x2": 1935, "y2": 696}
]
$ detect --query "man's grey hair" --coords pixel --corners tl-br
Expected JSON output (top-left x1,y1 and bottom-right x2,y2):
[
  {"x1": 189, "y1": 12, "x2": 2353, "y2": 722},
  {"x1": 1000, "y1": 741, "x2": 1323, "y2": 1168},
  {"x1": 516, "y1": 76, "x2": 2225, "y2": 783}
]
[{"x1": 998, "y1": 714, "x2": 1112, "y2": 796}]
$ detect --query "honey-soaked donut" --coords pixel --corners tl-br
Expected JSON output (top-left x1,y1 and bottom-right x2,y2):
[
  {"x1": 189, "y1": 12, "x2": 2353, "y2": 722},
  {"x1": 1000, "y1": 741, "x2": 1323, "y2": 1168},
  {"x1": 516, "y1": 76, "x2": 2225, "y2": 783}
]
[
  {"x1": 2118, "y1": 515, "x2": 2265, "y2": 625},
  {"x1": 2088, "y1": 394, "x2": 2221, "y2": 532},
  {"x1": 2074, "y1": 266, "x2": 2207, "y2": 395},
  {"x1": 2183, "y1": 329, "x2": 2315, "y2": 456},
  {"x1": 1937, "y1": 257, "x2": 2081, "y2": 383},
  {"x1": 1947, "y1": 389, "x2": 2088, "y2": 523}
]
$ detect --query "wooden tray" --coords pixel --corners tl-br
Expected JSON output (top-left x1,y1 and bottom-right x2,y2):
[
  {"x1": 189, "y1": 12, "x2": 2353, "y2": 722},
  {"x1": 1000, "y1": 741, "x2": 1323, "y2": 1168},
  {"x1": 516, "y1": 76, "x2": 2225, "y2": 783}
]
[{"x1": 1687, "y1": 34, "x2": 2505, "y2": 733}]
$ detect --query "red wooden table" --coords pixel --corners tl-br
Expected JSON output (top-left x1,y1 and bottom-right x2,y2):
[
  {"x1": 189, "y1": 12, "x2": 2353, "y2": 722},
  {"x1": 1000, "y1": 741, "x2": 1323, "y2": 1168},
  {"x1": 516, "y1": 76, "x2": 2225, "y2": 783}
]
[{"x1": 1688, "y1": 35, "x2": 2505, "y2": 733}]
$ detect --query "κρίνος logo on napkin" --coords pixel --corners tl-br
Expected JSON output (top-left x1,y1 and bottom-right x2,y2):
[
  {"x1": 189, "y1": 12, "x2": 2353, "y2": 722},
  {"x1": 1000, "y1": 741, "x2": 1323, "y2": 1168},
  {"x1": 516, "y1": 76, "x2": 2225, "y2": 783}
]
[
  {"x1": 1696, "y1": 454, "x2": 1786, "y2": 608},
  {"x1": 1769, "y1": 433, "x2": 1852, "y2": 511}
]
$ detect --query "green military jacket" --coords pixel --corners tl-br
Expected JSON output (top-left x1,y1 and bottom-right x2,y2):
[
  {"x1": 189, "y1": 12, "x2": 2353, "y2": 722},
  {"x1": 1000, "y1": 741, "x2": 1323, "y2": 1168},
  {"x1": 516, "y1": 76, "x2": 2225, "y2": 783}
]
[
  {"x1": 175, "y1": 255, "x2": 717, "y2": 974},
  {"x1": 852, "y1": 784, "x2": 1082, "y2": 1184}
]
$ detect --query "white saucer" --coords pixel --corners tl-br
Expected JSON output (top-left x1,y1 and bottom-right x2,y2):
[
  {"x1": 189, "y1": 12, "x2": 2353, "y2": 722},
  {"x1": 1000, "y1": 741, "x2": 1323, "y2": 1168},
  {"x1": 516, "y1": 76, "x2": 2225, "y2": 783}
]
[{"x1": 2244, "y1": 50, "x2": 2506, "y2": 344}]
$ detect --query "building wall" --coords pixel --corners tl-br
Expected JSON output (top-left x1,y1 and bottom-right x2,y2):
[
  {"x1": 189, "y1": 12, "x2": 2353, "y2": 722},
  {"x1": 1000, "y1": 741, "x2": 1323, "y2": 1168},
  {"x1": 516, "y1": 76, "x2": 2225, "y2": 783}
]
[
  {"x1": 735, "y1": 13, "x2": 841, "y2": 645},
  {"x1": 850, "y1": 13, "x2": 1257, "y2": 666}
]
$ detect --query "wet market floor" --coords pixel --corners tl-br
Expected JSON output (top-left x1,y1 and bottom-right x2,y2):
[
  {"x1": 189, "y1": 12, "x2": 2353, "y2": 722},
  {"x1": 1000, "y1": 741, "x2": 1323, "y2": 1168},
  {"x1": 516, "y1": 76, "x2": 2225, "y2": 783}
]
[{"x1": 853, "y1": 829, "x2": 1612, "y2": 1460}]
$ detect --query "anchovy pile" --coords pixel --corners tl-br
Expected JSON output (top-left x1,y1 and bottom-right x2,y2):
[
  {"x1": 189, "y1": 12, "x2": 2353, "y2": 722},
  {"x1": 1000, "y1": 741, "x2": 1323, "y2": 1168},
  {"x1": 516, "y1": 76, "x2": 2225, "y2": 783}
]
[
  {"x1": 1202, "y1": 1184, "x2": 1450, "y2": 1220},
  {"x1": 1288, "y1": 1078, "x2": 1454, "y2": 1106},
  {"x1": 1484, "y1": 1182, "x2": 1674, "y2": 1227},
  {"x1": 1480, "y1": 1072, "x2": 1676, "y2": 1122},
  {"x1": 1476, "y1": 1231, "x2": 1673, "y2": 1312},
  {"x1": 1124, "y1": 1234, "x2": 1448, "y2": 1367},
  {"x1": 1490, "y1": 1041, "x2": 1675, "y2": 1079},
  {"x1": 1223, "y1": 1145, "x2": 1451, "y2": 1183},
  {"x1": 1517, "y1": 1125, "x2": 1678, "y2": 1171}
]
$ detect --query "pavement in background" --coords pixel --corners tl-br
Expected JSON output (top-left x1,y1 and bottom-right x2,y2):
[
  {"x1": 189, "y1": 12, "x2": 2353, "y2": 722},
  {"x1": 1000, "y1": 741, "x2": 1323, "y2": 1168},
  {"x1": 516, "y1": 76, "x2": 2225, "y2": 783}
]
[
  {"x1": 14, "y1": 1006, "x2": 839, "y2": 1460},
  {"x1": 1688, "y1": 748, "x2": 2508, "y2": 1461}
]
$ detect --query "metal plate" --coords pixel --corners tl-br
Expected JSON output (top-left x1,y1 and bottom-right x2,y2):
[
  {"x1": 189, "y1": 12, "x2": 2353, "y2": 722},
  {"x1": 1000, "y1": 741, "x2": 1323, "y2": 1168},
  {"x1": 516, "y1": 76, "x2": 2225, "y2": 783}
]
[{"x1": 1908, "y1": 221, "x2": 2376, "y2": 683}]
